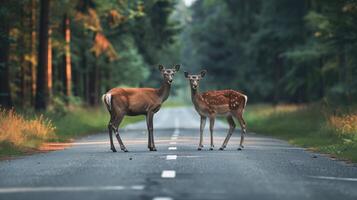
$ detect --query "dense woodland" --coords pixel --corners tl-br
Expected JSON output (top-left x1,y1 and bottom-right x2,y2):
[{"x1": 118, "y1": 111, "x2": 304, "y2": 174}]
[
  {"x1": 183, "y1": 0, "x2": 357, "y2": 104},
  {"x1": 0, "y1": 0, "x2": 179, "y2": 110},
  {"x1": 1, "y1": 0, "x2": 357, "y2": 111}
]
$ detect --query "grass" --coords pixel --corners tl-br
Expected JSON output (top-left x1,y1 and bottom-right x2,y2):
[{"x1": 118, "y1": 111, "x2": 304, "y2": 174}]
[
  {"x1": 50, "y1": 107, "x2": 143, "y2": 142},
  {"x1": 245, "y1": 104, "x2": 357, "y2": 162},
  {"x1": 162, "y1": 100, "x2": 188, "y2": 108},
  {"x1": 0, "y1": 107, "x2": 144, "y2": 157}
]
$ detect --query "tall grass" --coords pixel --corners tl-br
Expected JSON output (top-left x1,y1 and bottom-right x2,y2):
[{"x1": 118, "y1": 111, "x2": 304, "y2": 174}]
[
  {"x1": 245, "y1": 104, "x2": 357, "y2": 162},
  {"x1": 0, "y1": 109, "x2": 55, "y2": 155},
  {"x1": 0, "y1": 107, "x2": 144, "y2": 156}
]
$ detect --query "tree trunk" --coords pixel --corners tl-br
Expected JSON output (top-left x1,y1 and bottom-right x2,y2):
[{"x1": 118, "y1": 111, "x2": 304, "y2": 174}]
[
  {"x1": 0, "y1": 22, "x2": 12, "y2": 108},
  {"x1": 48, "y1": 27, "x2": 53, "y2": 101},
  {"x1": 63, "y1": 14, "x2": 72, "y2": 99},
  {"x1": 30, "y1": 0, "x2": 37, "y2": 106},
  {"x1": 89, "y1": 61, "x2": 99, "y2": 105},
  {"x1": 35, "y1": 0, "x2": 51, "y2": 110}
]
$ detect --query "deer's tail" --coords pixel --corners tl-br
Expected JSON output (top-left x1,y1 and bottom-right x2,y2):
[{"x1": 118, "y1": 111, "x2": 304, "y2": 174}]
[
  {"x1": 243, "y1": 95, "x2": 248, "y2": 109},
  {"x1": 241, "y1": 94, "x2": 248, "y2": 114},
  {"x1": 102, "y1": 93, "x2": 112, "y2": 112}
]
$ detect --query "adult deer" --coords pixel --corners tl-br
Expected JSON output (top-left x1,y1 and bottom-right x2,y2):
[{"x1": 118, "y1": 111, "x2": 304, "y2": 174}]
[
  {"x1": 184, "y1": 70, "x2": 248, "y2": 151},
  {"x1": 102, "y1": 64, "x2": 180, "y2": 152}
]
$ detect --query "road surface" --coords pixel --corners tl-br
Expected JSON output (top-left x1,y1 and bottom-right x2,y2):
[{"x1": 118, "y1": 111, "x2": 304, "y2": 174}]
[{"x1": 0, "y1": 107, "x2": 357, "y2": 200}]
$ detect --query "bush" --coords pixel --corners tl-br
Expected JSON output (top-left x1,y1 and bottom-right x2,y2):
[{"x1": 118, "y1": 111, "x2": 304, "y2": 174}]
[{"x1": 0, "y1": 108, "x2": 55, "y2": 148}]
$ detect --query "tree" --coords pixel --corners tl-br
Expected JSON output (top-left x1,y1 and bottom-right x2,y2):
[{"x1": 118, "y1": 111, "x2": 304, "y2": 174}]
[{"x1": 35, "y1": 0, "x2": 51, "y2": 110}]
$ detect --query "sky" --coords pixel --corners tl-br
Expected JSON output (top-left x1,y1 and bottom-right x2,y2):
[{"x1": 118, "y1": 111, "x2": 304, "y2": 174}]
[{"x1": 183, "y1": 0, "x2": 197, "y2": 7}]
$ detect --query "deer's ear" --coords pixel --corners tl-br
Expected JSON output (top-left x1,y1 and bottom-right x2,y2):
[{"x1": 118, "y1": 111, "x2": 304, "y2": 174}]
[
  {"x1": 200, "y1": 70, "x2": 207, "y2": 78},
  {"x1": 174, "y1": 64, "x2": 180, "y2": 72},
  {"x1": 184, "y1": 71, "x2": 189, "y2": 78},
  {"x1": 158, "y1": 64, "x2": 165, "y2": 71}
]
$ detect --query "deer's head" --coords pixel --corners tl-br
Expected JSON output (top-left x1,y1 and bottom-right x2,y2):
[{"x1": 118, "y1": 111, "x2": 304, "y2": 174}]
[
  {"x1": 158, "y1": 64, "x2": 180, "y2": 85},
  {"x1": 184, "y1": 70, "x2": 206, "y2": 90}
]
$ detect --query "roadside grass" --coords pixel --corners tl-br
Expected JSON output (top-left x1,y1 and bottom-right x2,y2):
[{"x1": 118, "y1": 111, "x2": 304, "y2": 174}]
[
  {"x1": 49, "y1": 107, "x2": 143, "y2": 142},
  {"x1": 0, "y1": 107, "x2": 144, "y2": 157},
  {"x1": 0, "y1": 108, "x2": 55, "y2": 157},
  {"x1": 162, "y1": 100, "x2": 188, "y2": 108},
  {"x1": 245, "y1": 104, "x2": 357, "y2": 162}
]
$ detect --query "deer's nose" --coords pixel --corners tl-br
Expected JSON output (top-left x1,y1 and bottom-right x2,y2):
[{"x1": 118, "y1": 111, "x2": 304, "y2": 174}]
[{"x1": 168, "y1": 79, "x2": 173, "y2": 83}]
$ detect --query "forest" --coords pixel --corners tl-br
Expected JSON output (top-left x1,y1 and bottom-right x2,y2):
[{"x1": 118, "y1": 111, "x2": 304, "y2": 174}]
[
  {"x1": 183, "y1": 0, "x2": 357, "y2": 104},
  {"x1": 0, "y1": 0, "x2": 357, "y2": 161},
  {"x1": 1, "y1": 0, "x2": 357, "y2": 109},
  {"x1": 0, "y1": 0, "x2": 179, "y2": 110}
]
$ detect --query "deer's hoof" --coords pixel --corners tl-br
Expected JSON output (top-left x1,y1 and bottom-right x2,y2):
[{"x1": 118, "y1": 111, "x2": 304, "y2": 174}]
[
  {"x1": 197, "y1": 147, "x2": 202, "y2": 151},
  {"x1": 219, "y1": 147, "x2": 224, "y2": 151},
  {"x1": 111, "y1": 147, "x2": 117, "y2": 152},
  {"x1": 237, "y1": 147, "x2": 242, "y2": 151},
  {"x1": 209, "y1": 147, "x2": 214, "y2": 151},
  {"x1": 149, "y1": 147, "x2": 157, "y2": 151}
]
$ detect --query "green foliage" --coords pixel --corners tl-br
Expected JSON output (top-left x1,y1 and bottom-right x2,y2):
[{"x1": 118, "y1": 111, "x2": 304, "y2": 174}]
[
  {"x1": 183, "y1": 0, "x2": 357, "y2": 104},
  {"x1": 246, "y1": 104, "x2": 357, "y2": 162},
  {"x1": 50, "y1": 108, "x2": 144, "y2": 141}
]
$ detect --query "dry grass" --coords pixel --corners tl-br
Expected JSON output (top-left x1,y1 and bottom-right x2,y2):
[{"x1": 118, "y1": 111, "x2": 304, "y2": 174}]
[
  {"x1": 0, "y1": 108, "x2": 55, "y2": 148},
  {"x1": 328, "y1": 113, "x2": 357, "y2": 137}
]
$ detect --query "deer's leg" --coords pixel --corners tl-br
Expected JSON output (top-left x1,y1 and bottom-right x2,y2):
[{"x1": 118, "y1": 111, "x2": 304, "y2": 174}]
[
  {"x1": 219, "y1": 116, "x2": 236, "y2": 150},
  {"x1": 146, "y1": 112, "x2": 156, "y2": 151},
  {"x1": 108, "y1": 118, "x2": 116, "y2": 152},
  {"x1": 113, "y1": 114, "x2": 128, "y2": 152},
  {"x1": 198, "y1": 116, "x2": 206, "y2": 150},
  {"x1": 209, "y1": 117, "x2": 215, "y2": 150},
  {"x1": 236, "y1": 111, "x2": 247, "y2": 151}
]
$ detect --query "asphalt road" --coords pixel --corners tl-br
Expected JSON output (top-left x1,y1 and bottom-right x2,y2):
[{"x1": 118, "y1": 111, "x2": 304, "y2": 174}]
[{"x1": 0, "y1": 107, "x2": 357, "y2": 200}]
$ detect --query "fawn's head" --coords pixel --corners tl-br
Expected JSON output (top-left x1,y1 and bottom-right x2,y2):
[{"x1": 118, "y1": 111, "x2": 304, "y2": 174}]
[
  {"x1": 159, "y1": 64, "x2": 180, "y2": 85},
  {"x1": 184, "y1": 70, "x2": 207, "y2": 90}
]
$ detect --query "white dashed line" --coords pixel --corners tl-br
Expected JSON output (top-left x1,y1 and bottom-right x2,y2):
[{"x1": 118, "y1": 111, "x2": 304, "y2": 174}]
[
  {"x1": 174, "y1": 117, "x2": 179, "y2": 129},
  {"x1": 0, "y1": 185, "x2": 145, "y2": 193},
  {"x1": 166, "y1": 155, "x2": 177, "y2": 160},
  {"x1": 168, "y1": 147, "x2": 177, "y2": 150},
  {"x1": 161, "y1": 170, "x2": 176, "y2": 178},
  {"x1": 153, "y1": 197, "x2": 173, "y2": 200},
  {"x1": 169, "y1": 142, "x2": 177, "y2": 145},
  {"x1": 309, "y1": 176, "x2": 357, "y2": 182},
  {"x1": 130, "y1": 185, "x2": 145, "y2": 190},
  {"x1": 171, "y1": 136, "x2": 178, "y2": 140}
]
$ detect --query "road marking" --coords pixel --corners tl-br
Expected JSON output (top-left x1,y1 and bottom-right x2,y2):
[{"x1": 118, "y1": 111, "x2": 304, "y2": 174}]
[
  {"x1": 172, "y1": 129, "x2": 179, "y2": 137},
  {"x1": 0, "y1": 185, "x2": 145, "y2": 193},
  {"x1": 166, "y1": 155, "x2": 177, "y2": 160},
  {"x1": 169, "y1": 142, "x2": 177, "y2": 145},
  {"x1": 171, "y1": 117, "x2": 180, "y2": 138},
  {"x1": 130, "y1": 185, "x2": 145, "y2": 190},
  {"x1": 153, "y1": 197, "x2": 173, "y2": 200},
  {"x1": 168, "y1": 147, "x2": 177, "y2": 150},
  {"x1": 309, "y1": 176, "x2": 357, "y2": 182},
  {"x1": 174, "y1": 117, "x2": 179, "y2": 129},
  {"x1": 161, "y1": 170, "x2": 176, "y2": 178}
]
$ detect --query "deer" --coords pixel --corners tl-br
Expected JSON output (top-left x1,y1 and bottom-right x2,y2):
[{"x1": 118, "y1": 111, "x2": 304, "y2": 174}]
[
  {"x1": 184, "y1": 70, "x2": 248, "y2": 151},
  {"x1": 102, "y1": 64, "x2": 180, "y2": 152}
]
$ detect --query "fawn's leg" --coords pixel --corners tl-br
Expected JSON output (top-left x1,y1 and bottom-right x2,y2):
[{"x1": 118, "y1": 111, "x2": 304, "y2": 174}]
[
  {"x1": 220, "y1": 115, "x2": 236, "y2": 150},
  {"x1": 209, "y1": 117, "x2": 215, "y2": 150},
  {"x1": 146, "y1": 112, "x2": 156, "y2": 151},
  {"x1": 113, "y1": 113, "x2": 128, "y2": 152},
  {"x1": 198, "y1": 116, "x2": 206, "y2": 150},
  {"x1": 236, "y1": 111, "x2": 247, "y2": 150}
]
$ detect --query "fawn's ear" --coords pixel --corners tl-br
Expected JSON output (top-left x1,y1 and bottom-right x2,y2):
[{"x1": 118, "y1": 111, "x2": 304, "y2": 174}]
[
  {"x1": 200, "y1": 70, "x2": 207, "y2": 78},
  {"x1": 158, "y1": 64, "x2": 165, "y2": 71},
  {"x1": 184, "y1": 71, "x2": 189, "y2": 78},
  {"x1": 174, "y1": 64, "x2": 180, "y2": 72}
]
